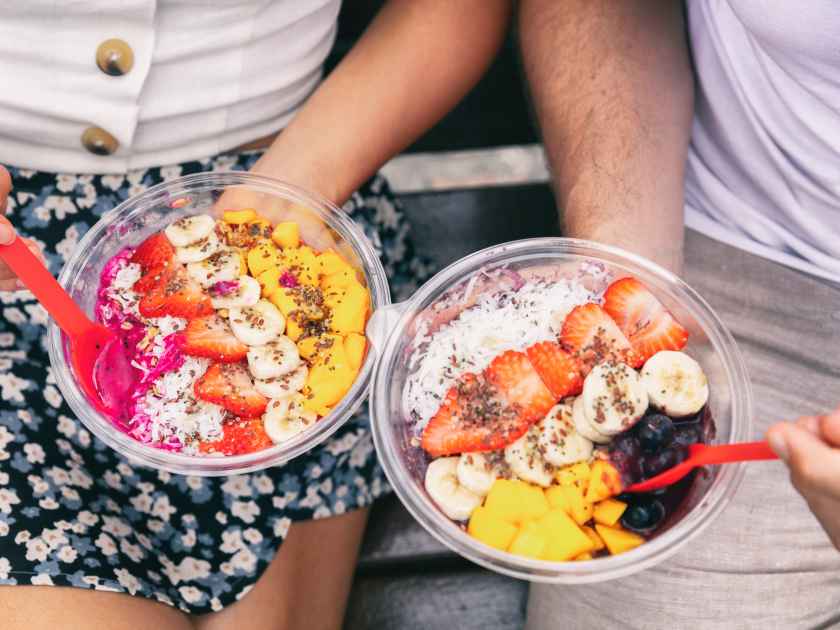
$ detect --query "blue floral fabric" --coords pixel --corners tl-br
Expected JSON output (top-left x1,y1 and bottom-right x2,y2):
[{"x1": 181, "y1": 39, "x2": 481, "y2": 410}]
[{"x1": 0, "y1": 152, "x2": 433, "y2": 614}]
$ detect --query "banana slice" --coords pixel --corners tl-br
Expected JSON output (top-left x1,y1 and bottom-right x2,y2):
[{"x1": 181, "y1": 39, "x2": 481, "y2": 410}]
[
  {"x1": 571, "y1": 397, "x2": 611, "y2": 444},
  {"x1": 175, "y1": 230, "x2": 223, "y2": 264},
  {"x1": 210, "y1": 275, "x2": 261, "y2": 309},
  {"x1": 504, "y1": 426, "x2": 554, "y2": 487},
  {"x1": 229, "y1": 299, "x2": 285, "y2": 346},
  {"x1": 582, "y1": 361, "x2": 649, "y2": 436},
  {"x1": 456, "y1": 452, "x2": 498, "y2": 497},
  {"x1": 424, "y1": 457, "x2": 482, "y2": 521},
  {"x1": 539, "y1": 404, "x2": 594, "y2": 467},
  {"x1": 246, "y1": 336, "x2": 300, "y2": 380},
  {"x1": 254, "y1": 364, "x2": 308, "y2": 399},
  {"x1": 165, "y1": 214, "x2": 216, "y2": 247},
  {"x1": 263, "y1": 395, "x2": 317, "y2": 444},
  {"x1": 641, "y1": 350, "x2": 709, "y2": 417},
  {"x1": 187, "y1": 248, "x2": 241, "y2": 288}
]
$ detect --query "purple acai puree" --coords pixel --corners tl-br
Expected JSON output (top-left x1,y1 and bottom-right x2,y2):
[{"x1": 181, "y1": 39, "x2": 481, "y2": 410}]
[
  {"x1": 210, "y1": 280, "x2": 239, "y2": 296},
  {"x1": 279, "y1": 271, "x2": 299, "y2": 288}
]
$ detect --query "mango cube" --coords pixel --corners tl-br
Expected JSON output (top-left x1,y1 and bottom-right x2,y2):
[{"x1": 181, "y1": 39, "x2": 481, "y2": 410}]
[
  {"x1": 247, "y1": 240, "x2": 280, "y2": 277},
  {"x1": 327, "y1": 281, "x2": 370, "y2": 335},
  {"x1": 257, "y1": 267, "x2": 281, "y2": 297},
  {"x1": 468, "y1": 507, "x2": 518, "y2": 551},
  {"x1": 508, "y1": 522, "x2": 547, "y2": 559},
  {"x1": 484, "y1": 479, "x2": 549, "y2": 525},
  {"x1": 581, "y1": 525, "x2": 605, "y2": 551},
  {"x1": 593, "y1": 499, "x2": 627, "y2": 527},
  {"x1": 297, "y1": 333, "x2": 343, "y2": 361},
  {"x1": 269, "y1": 288, "x2": 298, "y2": 316},
  {"x1": 544, "y1": 485, "x2": 571, "y2": 513},
  {"x1": 223, "y1": 208, "x2": 257, "y2": 224},
  {"x1": 585, "y1": 460, "x2": 623, "y2": 504},
  {"x1": 553, "y1": 483, "x2": 593, "y2": 526},
  {"x1": 282, "y1": 246, "x2": 320, "y2": 286},
  {"x1": 271, "y1": 221, "x2": 300, "y2": 249},
  {"x1": 318, "y1": 250, "x2": 352, "y2": 276},
  {"x1": 537, "y1": 509, "x2": 595, "y2": 562},
  {"x1": 303, "y1": 342, "x2": 356, "y2": 411},
  {"x1": 321, "y1": 267, "x2": 358, "y2": 291},
  {"x1": 344, "y1": 333, "x2": 367, "y2": 371},
  {"x1": 285, "y1": 318, "x2": 304, "y2": 341},
  {"x1": 595, "y1": 524, "x2": 645, "y2": 556},
  {"x1": 556, "y1": 462, "x2": 592, "y2": 490},
  {"x1": 574, "y1": 552, "x2": 594, "y2": 561}
]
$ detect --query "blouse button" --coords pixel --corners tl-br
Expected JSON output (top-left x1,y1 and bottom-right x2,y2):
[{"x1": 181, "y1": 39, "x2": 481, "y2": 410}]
[
  {"x1": 96, "y1": 38, "x2": 134, "y2": 76},
  {"x1": 81, "y1": 127, "x2": 119, "y2": 156}
]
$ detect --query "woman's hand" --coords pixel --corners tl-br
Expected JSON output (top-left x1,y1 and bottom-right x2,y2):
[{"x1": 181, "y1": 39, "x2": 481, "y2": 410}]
[
  {"x1": 767, "y1": 405, "x2": 840, "y2": 550},
  {"x1": 0, "y1": 165, "x2": 44, "y2": 292}
]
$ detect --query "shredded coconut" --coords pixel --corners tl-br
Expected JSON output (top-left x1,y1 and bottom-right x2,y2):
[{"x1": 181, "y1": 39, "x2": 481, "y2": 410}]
[
  {"x1": 403, "y1": 277, "x2": 596, "y2": 428},
  {"x1": 102, "y1": 259, "x2": 142, "y2": 319},
  {"x1": 138, "y1": 355, "x2": 225, "y2": 446}
]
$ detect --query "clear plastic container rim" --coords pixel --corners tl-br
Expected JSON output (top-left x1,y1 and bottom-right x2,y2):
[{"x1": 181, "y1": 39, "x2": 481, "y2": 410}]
[
  {"x1": 47, "y1": 172, "x2": 391, "y2": 476},
  {"x1": 369, "y1": 236, "x2": 753, "y2": 582}
]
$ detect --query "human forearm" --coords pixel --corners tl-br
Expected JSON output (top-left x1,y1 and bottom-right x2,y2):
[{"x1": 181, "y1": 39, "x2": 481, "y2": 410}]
[
  {"x1": 519, "y1": 0, "x2": 693, "y2": 273},
  {"x1": 254, "y1": 0, "x2": 511, "y2": 205}
]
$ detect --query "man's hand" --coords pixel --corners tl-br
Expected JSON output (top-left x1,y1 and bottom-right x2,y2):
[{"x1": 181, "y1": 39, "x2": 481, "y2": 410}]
[{"x1": 767, "y1": 405, "x2": 840, "y2": 550}]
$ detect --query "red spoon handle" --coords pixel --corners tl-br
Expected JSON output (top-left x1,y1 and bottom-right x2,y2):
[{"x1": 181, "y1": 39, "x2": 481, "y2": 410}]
[
  {"x1": 0, "y1": 237, "x2": 94, "y2": 338},
  {"x1": 693, "y1": 441, "x2": 778, "y2": 466}
]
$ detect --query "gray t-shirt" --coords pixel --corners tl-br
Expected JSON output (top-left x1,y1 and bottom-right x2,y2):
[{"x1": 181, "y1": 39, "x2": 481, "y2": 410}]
[{"x1": 685, "y1": 0, "x2": 840, "y2": 284}]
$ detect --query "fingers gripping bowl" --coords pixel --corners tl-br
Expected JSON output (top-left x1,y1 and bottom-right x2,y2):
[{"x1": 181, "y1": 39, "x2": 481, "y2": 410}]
[
  {"x1": 369, "y1": 238, "x2": 752, "y2": 583},
  {"x1": 47, "y1": 172, "x2": 389, "y2": 476}
]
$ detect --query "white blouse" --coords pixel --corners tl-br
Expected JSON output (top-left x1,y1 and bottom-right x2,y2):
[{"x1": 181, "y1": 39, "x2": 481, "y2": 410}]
[{"x1": 0, "y1": 0, "x2": 340, "y2": 174}]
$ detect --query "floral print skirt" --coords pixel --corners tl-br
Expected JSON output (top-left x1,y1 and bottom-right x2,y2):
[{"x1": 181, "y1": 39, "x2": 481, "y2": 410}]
[{"x1": 0, "y1": 151, "x2": 431, "y2": 614}]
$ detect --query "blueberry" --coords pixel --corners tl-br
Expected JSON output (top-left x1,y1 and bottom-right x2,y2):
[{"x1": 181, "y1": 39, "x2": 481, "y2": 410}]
[
  {"x1": 610, "y1": 450, "x2": 642, "y2": 484},
  {"x1": 612, "y1": 433, "x2": 641, "y2": 458},
  {"x1": 636, "y1": 415, "x2": 674, "y2": 453},
  {"x1": 673, "y1": 424, "x2": 702, "y2": 448},
  {"x1": 621, "y1": 499, "x2": 666, "y2": 533},
  {"x1": 642, "y1": 447, "x2": 680, "y2": 478}
]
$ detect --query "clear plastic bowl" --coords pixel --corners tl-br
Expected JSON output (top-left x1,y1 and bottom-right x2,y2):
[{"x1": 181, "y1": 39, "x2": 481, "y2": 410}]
[
  {"x1": 368, "y1": 237, "x2": 752, "y2": 583},
  {"x1": 47, "y1": 172, "x2": 390, "y2": 476}
]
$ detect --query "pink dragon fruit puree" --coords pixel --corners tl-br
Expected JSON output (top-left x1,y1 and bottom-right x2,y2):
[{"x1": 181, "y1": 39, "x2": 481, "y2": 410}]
[{"x1": 90, "y1": 248, "x2": 202, "y2": 453}]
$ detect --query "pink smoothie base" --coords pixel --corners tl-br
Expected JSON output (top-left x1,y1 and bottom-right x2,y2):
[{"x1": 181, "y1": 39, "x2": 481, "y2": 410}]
[{"x1": 92, "y1": 248, "x2": 186, "y2": 452}]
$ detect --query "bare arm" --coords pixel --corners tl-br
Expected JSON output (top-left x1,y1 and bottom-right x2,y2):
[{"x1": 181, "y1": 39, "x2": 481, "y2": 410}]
[
  {"x1": 253, "y1": 0, "x2": 512, "y2": 205},
  {"x1": 519, "y1": 0, "x2": 693, "y2": 273}
]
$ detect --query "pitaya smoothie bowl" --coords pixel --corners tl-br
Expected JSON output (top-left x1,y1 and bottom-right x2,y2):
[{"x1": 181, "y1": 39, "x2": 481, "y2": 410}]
[{"x1": 46, "y1": 172, "x2": 390, "y2": 476}]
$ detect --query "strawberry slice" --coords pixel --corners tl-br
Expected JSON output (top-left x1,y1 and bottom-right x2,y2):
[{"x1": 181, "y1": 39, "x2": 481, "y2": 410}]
[
  {"x1": 560, "y1": 303, "x2": 641, "y2": 372},
  {"x1": 183, "y1": 315, "x2": 248, "y2": 363},
  {"x1": 421, "y1": 374, "x2": 531, "y2": 456},
  {"x1": 198, "y1": 417, "x2": 273, "y2": 455},
  {"x1": 130, "y1": 233, "x2": 175, "y2": 271},
  {"x1": 138, "y1": 265, "x2": 213, "y2": 319},
  {"x1": 603, "y1": 277, "x2": 688, "y2": 363},
  {"x1": 194, "y1": 363, "x2": 268, "y2": 418},
  {"x1": 484, "y1": 350, "x2": 557, "y2": 423},
  {"x1": 133, "y1": 265, "x2": 169, "y2": 294},
  {"x1": 525, "y1": 341, "x2": 583, "y2": 399}
]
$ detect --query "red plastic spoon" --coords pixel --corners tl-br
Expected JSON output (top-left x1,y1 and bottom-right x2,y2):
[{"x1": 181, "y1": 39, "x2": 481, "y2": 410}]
[
  {"x1": 0, "y1": 236, "x2": 133, "y2": 415},
  {"x1": 624, "y1": 441, "x2": 779, "y2": 493}
]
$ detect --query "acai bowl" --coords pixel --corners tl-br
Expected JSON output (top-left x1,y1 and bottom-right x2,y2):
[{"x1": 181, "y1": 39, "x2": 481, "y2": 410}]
[
  {"x1": 47, "y1": 172, "x2": 389, "y2": 476},
  {"x1": 368, "y1": 238, "x2": 752, "y2": 583}
]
